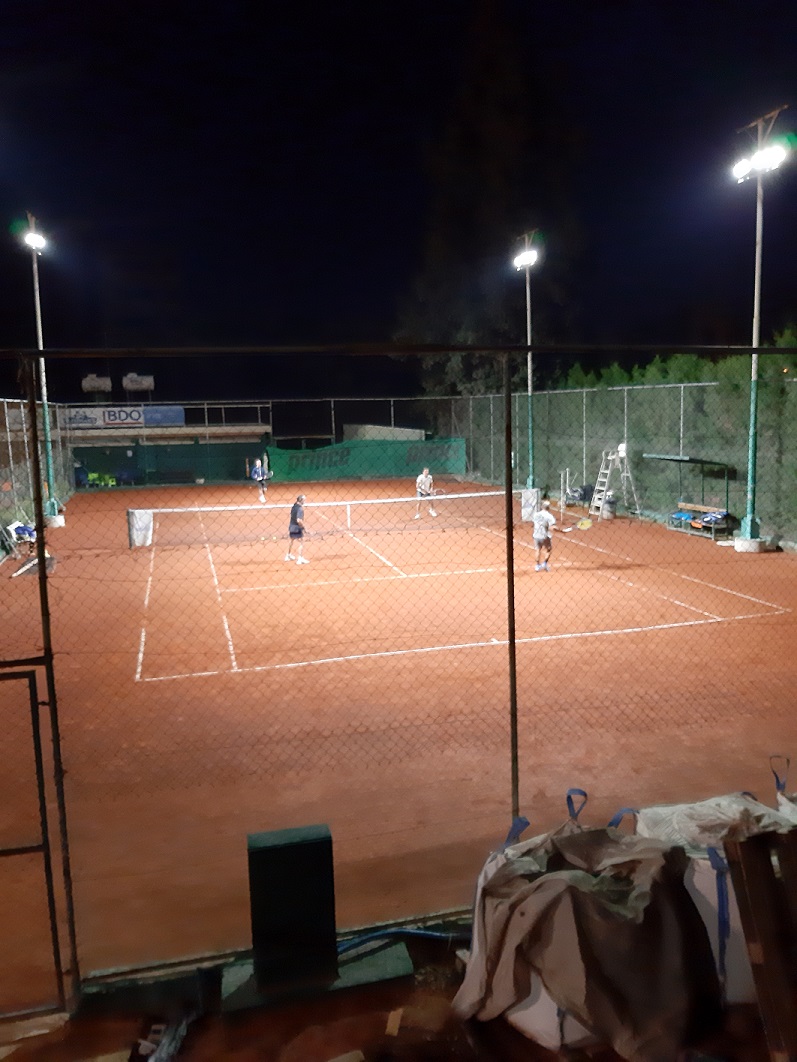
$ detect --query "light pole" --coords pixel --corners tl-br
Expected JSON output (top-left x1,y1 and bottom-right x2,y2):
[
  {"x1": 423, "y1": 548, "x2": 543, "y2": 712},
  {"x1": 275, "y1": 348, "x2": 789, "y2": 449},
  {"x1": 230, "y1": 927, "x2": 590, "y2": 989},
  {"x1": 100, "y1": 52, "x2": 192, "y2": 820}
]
[
  {"x1": 732, "y1": 106, "x2": 790, "y2": 541},
  {"x1": 513, "y1": 232, "x2": 539, "y2": 488},
  {"x1": 23, "y1": 212, "x2": 59, "y2": 518}
]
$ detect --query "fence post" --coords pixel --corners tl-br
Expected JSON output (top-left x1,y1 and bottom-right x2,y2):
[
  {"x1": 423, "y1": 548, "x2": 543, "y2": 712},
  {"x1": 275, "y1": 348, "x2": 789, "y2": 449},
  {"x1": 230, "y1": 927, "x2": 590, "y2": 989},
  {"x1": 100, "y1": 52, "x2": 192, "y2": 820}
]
[
  {"x1": 503, "y1": 356, "x2": 520, "y2": 820},
  {"x1": 489, "y1": 395, "x2": 495, "y2": 481},
  {"x1": 468, "y1": 397, "x2": 473, "y2": 477},
  {"x1": 21, "y1": 355, "x2": 81, "y2": 1008},
  {"x1": 582, "y1": 390, "x2": 587, "y2": 483}
]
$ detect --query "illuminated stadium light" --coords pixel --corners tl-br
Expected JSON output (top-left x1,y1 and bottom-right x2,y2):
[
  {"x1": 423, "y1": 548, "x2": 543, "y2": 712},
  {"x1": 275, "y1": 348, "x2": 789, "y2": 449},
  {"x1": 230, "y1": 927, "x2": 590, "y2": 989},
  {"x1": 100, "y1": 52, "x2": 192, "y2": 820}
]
[
  {"x1": 23, "y1": 230, "x2": 46, "y2": 251},
  {"x1": 732, "y1": 106, "x2": 789, "y2": 544},
  {"x1": 513, "y1": 248, "x2": 538, "y2": 270},
  {"x1": 513, "y1": 231, "x2": 541, "y2": 490},
  {"x1": 733, "y1": 141, "x2": 789, "y2": 182}
]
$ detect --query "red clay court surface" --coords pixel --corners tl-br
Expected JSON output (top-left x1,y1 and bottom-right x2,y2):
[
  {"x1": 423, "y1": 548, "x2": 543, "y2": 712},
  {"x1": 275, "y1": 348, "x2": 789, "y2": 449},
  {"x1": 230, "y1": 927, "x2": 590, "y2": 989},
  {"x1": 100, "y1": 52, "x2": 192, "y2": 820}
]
[{"x1": 3, "y1": 478, "x2": 797, "y2": 1012}]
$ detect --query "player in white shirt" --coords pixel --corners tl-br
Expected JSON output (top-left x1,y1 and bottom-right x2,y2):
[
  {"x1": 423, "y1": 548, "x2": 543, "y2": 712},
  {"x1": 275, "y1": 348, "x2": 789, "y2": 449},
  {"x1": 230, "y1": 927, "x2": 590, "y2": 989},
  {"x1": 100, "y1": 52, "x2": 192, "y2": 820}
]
[
  {"x1": 532, "y1": 499, "x2": 556, "y2": 570},
  {"x1": 415, "y1": 467, "x2": 437, "y2": 519}
]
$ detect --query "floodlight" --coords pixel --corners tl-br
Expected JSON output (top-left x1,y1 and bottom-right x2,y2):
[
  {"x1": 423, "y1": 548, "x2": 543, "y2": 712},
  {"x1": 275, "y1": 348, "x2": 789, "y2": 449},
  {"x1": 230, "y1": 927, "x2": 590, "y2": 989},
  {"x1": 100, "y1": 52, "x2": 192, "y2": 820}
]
[
  {"x1": 513, "y1": 248, "x2": 538, "y2": 270},
  {"x1": 24, "y1": 231, "x2": 46, "y2": 251},
  {"x1": 733, "y1": 141, "x2": 790, "y2": 182}
]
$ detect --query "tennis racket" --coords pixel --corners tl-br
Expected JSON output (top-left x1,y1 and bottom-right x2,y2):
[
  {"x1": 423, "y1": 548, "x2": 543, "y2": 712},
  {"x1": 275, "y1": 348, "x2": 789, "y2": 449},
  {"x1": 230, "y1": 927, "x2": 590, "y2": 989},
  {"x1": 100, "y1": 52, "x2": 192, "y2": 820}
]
[{"x1": 559, "y1": 517, "x2": 593, "y2": 534}]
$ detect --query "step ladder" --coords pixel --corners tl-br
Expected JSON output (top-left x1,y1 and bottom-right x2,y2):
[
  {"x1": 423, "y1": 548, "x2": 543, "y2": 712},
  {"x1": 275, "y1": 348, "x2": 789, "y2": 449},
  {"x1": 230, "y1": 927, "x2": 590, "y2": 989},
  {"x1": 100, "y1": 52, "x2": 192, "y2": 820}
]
[{"x1": 588, "y1": 444, "x2": 641, "y2": 519}]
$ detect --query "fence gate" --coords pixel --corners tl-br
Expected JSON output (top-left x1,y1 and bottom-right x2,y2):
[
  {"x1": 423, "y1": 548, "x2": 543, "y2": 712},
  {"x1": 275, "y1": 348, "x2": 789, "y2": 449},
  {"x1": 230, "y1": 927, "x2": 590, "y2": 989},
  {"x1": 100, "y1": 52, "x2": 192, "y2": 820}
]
[{"x1": 0, "y1": 670, "x2": 66, "y2": 1017}]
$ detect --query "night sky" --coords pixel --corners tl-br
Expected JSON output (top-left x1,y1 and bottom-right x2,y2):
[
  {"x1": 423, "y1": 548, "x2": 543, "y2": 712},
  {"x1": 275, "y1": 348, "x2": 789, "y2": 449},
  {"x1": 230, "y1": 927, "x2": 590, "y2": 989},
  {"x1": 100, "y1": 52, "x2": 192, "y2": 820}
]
[{"x1": 0, "y1": 0, "x2": 795, "y2": 401}]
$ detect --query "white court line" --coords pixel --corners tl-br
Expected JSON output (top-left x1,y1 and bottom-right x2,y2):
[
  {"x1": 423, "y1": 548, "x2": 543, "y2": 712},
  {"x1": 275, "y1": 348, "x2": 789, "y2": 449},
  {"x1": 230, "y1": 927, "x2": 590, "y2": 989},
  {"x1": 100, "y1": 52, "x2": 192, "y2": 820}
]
[
  {"x1": 202, "y1": 537, "x2": 238, "y2": 671},
  {"x1": 225, "y1": 565, "x2": 503, "y2": 592},
  {"x1": 484, "y1": 524, "x2": 790, "y2": 615},
  {"x1": 595, "y1": 571, "x2": 723, "y2": 620},
  {"x1": 313, "y1": 507, "x2": 408, "y2": 575},
  {"x1": 135, "y1": 628, "x2": 147, "y2": 683},
  {"x1": 566, "y1": 537, "x2": 791, "y2": 613},
  {"x1": 137, "y1": 521, "x2": 787, "y2": 683},
  {"x1": 143, "y1": 545, "x2": 156, "y2": 608},
  {"x1": 670, "y1": 571, "x2": 791, "y2": 611},
  {"x1": 138, "y1": 609, "x2": 779, "y2": 682},
  {"x1": 346, "y1": 531, "x2": 408, "y2": 575},
  {"x1": 135, "y1": 522, "x2": 158, "y2": 681}
]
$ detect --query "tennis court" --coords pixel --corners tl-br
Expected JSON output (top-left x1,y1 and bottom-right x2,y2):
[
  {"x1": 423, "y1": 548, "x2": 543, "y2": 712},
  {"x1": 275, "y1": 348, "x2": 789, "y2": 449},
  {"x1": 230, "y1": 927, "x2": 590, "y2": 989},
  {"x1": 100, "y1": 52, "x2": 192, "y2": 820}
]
[{"x1": 3, "y1": 476, "x2": 797, "y2": 1007}]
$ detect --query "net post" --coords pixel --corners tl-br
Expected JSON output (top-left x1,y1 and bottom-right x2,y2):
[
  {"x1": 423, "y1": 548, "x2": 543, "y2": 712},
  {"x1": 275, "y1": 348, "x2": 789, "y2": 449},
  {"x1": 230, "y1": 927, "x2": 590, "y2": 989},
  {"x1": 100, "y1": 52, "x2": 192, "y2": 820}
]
[{"x1": 127, "y1": 509, "x2": 154, "y2": 548}]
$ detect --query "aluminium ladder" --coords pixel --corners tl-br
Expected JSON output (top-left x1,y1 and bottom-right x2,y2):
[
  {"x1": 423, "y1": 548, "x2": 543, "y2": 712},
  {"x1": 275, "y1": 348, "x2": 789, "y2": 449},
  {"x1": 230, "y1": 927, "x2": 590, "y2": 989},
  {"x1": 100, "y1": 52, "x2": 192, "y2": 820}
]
[{"x1": 588, "y1": 445, "x2": 641, "y2": 519}]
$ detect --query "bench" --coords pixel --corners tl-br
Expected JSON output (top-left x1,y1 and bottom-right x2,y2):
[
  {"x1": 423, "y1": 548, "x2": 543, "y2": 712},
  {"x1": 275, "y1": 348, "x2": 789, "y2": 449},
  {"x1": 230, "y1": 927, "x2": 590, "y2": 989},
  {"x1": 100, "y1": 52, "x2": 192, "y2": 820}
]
[{"x1": 669, "y1": 501, "x2": 733, "y2": 540}]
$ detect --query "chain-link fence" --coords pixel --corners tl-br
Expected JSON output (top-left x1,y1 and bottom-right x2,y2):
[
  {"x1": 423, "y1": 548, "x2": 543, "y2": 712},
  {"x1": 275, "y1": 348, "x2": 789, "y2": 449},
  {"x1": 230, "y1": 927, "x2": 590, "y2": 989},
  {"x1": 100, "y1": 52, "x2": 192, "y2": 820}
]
[
  {"x1": 1, "y1": 396, "x2": 73, "y2": 532},
  {"x1": 3, "y1": 347, "x2": 797, "y2": 1006}
]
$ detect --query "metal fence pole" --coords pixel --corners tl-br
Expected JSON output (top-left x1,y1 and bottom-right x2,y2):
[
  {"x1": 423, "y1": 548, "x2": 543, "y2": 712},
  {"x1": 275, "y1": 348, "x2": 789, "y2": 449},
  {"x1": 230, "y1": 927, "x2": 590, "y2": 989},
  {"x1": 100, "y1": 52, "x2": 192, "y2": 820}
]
[
  {"x1": 4, "y1": 400, "x2": 18, "y2": 514},
  {"x1": 490, "y1": 396, "x2": 495, "y2": 481},
  {"x1": 503, "y1": 357, "x2": 520, "y2": 819},
  {"x1": 22, "y1": 355, "x2": 81, "y2": 1006},
  {"x1": 582, "y1": 390, "x2": 587, "y2": 483},
  {"x1": 468, "y1": 397, "x2": 473, "y2": 477},
  {"x1": 679, "y1": 384, "x2": 685, "y2": 457}
]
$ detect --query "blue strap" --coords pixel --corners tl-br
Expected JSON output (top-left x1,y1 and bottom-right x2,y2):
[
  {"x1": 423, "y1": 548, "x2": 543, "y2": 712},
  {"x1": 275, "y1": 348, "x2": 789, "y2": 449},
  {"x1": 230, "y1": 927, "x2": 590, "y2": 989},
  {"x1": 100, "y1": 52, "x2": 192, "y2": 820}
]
[
  {"x1": 607, "y1": 807, "x2": 638, "y2": 828},
  {"x1": 501, "y1": 816, "x2": 530, "y2": 850},
  {"x1": 557, "y1": 1006, "x2": 567, "y2": 1047},
  {"x1": 770, "y1": 754, "x2": 790, "y2": 794},
  {"x1": 566, "y1": 788, "x2": 587, "y2": 821},
  {"x1": 707, "y1": 846, "x2": 730, "y2": 993}
]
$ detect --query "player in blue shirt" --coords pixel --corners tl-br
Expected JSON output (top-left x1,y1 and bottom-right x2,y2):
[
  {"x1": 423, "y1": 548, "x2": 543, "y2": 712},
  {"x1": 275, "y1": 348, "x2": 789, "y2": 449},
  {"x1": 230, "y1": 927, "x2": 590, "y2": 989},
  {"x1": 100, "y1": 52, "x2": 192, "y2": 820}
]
[
  {"x1": 251, "y1": 458, "x2": 269, "y2": 502},
  {"x1": 285, "y1": 494, "x2": 309, "y2": 564}
]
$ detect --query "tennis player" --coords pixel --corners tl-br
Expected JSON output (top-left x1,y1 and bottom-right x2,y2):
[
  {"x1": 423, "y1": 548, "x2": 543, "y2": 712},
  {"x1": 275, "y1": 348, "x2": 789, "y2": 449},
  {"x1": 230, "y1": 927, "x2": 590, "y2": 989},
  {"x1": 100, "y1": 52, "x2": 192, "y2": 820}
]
[
  {"x1": 415, "y1": 467, "x2": 437, "y2": 519},
  {"x1": 285, "y1": 494, "x2": 309, "y2": 564},
  {"x1": 532, "y1": 499, "x2": 556, "y2": 571},
  {"x1": 251, "y1": 458, "x2": 269, "y2": 502}
]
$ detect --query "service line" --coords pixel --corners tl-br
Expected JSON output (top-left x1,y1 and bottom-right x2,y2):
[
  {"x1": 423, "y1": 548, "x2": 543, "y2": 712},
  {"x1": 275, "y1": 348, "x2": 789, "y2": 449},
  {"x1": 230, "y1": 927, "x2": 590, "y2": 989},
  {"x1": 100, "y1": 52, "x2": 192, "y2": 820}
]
[{"x1": 138, "y1": 610, "x2": 777, "y2": 683}]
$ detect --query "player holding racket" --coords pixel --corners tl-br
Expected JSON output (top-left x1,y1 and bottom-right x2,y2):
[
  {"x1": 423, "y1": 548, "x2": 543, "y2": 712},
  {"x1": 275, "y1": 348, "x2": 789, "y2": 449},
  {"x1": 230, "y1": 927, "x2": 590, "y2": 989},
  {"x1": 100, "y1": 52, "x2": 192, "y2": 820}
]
[
  {"x1": 532, "y1": 499, "x2": 556, "y2": 571},
  {"x1": 414, "y1": 467, "x2": 438, "y2": 519},
  {"x1": 251, "y1": 458, "x2": 269, "y2": 502},
  {"x1": 285, "y1": 494, "x2": 309, "y2": 564}
]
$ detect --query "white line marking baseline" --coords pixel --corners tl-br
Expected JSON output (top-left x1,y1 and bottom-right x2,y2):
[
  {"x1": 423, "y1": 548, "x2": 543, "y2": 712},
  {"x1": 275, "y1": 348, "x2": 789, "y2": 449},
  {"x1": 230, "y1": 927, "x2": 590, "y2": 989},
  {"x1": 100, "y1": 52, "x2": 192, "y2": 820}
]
[
  {"x1": 138, "y1": 610, "x2": 783, "y2": 682},
  {"x1": 137, "y1": 520, "x2": 789, "y2": 682}
]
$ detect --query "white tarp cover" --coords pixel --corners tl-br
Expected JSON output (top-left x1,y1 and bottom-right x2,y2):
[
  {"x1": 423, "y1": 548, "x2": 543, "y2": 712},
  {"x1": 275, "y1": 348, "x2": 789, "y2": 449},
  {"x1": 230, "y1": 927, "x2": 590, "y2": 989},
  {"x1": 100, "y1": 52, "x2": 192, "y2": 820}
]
[
  {"x1": 454, "y1": 826, "x2": 720, "y2": 1062},
  {"x1": 634, "y1": 792, "x2": 793, "y2": 852},
  {"x1": 777, "y1": 793, "x2": 797, "y2": 823}
]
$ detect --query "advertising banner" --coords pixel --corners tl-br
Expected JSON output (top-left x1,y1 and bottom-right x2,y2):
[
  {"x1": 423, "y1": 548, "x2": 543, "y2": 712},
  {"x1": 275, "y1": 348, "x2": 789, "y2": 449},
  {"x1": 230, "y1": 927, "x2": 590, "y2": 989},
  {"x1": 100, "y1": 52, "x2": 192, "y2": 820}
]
[
  {"x1": 270, "y1": 437, "x2": 467, "y2": 481},
  {"x1": 61, "y1": 406, "x2": 185, "y2": 429}
]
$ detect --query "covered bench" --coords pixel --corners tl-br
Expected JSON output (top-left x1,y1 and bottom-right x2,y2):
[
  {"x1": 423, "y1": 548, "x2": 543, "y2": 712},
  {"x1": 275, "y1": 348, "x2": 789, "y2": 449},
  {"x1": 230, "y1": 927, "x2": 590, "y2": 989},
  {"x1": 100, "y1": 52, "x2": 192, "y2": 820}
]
[{"x1": 669, "y1": 502, "x2": 733, "y2": 540}]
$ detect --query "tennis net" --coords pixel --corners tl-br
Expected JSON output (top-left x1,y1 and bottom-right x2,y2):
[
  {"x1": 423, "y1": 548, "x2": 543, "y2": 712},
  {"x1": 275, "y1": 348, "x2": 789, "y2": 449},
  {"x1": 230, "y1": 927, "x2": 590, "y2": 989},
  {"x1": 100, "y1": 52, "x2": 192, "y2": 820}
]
[{"x1": 126, "y1": 489, "x2": 520, "y2": 548}]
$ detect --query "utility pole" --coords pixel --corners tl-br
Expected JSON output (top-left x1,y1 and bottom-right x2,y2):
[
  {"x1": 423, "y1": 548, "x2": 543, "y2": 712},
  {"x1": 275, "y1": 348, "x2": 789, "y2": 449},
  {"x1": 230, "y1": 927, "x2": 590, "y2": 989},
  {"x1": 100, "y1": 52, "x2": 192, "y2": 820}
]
[
  {"x1": 25, "y1": 211, "x2": 59, "y2": 518},
  {"x1": 735, "y1": 105, "x2": 789, "y2": 542},
  {"x1": 513, "y1": 229, "x2": 539, "y2": 488}
]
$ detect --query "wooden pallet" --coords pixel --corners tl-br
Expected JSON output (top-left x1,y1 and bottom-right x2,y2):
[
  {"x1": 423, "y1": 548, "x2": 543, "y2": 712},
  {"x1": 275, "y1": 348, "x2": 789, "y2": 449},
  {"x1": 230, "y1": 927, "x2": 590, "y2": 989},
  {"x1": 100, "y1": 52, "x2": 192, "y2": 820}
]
[{"x1": 724, "y1": 830, "x2": 797, "y2": 1061}]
